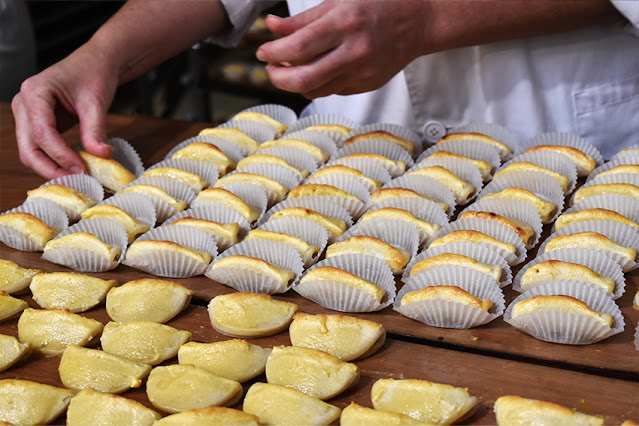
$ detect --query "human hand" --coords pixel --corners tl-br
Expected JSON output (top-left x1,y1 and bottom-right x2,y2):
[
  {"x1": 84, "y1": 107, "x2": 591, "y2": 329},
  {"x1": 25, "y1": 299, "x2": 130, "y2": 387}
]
[
  {"x1": 12, "y1": 45, "x2": 116, "y2": 179},
  {"x1": 256, "y1": 0, "x2": 430, "y2": 99}
]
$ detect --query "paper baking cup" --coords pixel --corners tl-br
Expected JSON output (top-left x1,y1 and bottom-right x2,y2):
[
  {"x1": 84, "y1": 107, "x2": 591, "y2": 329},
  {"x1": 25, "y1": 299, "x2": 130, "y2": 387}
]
[
  {"x1": 289, "y1": 193, "x2": 365, "y2": 222},
  {"x1": 404, "y1": 242, "x2": 512, "y2": 287},
  {"x1": 258, "y1": 216, "x2": 329, "y2": 267},
  {"x1": 611, "y1": 145, "x2": 639, "y2": 162},
  {"x1": 344, "y1": 123, "x2": 423, "y2": 158},
  {"x1": 228, "y1": 161, "x2": 302, "y2": 188},
  {"x1": 417, "y1": 139, "x2": 502, "y2": 173},
  {"x1": 336, "y1": 218, "x2": 420, "y2": 261},
  {"x1": 251, "y1": 145, "x2": 318, "y2": 176},
  {"x1": 452, "y1": 122, "x2": 520, "y2": 155},
  {"x1": 513, "y1": 248, "x2": 625, "y2": 299},
  {"x1": 587, "y1": 154, "x2": 639, "y2": 182},
  {"x1": 218, "y1": 117, "x2": 277, "y2": 143},
  {"x1": 258, "y1": 197, "x2": 353, "y2": 231},
  {"x1": 234, "y1": 103, "x2": 297, "y2": 133},
  {"x1": 284, "y1": 114, "x2": 359, "y2": 146},
  {"x1": 280, "y1": 130, "x2": 338, "y2": 157},
  {"x1": 32, "y1": 174, "x2": 105, "y2": 221},
  {"x1": 0, "y1": 199, "x2": 69, "y2": 252},
  {"x1": 498, "y1": 150, "x2": 578, "y2": 195},
  {"x1": 504, "y1": 280, "x2": 624, "y2": 345},
  {"x1": 401, "y1": 263, "x2": 501, "y2": 293},
  {"x1": 306, "y1": 172, "x2": 373, "y2": 202},
  {"x1": 108, "y1": 137, "x2": 145, "y2": 177},
  {"x1": 328, "y1": 156, "x2": 393, "y2": 183},
  {"x1": 210, "y1": 181, "x2": 268, "y2": 223},
  {"x1": 459, "y1": 198, "x2": 543, "y2": 249},
  {"x1": 145, "y1": 158, "x2": 219, "y2": 190},
  {"x1": 479, "y1": 169, "x2": 565, "y2": 208},
  {"x1": 519, "y1": 132, "x2": 604, "y2": 168},
  {"x1": 294, "y1": 253, "x2": 396, "y2": 312},
  {"x1": 42, "y1": 217, "x2": 128, "y2": 272},
  {"x1": 409, "y1": 157, "x2": 484, "y2": 198},
  {"x1": 168, "y1": 136, "x2": 245, "y2": 164},
  {"x1": 99, "y1": 192, "x2": 157, "y2": 227},
  {"x1": 364, "y1": 197, "x2": 449, "y2": 229},
  {"x1": 121, "y1": 176, "x2": 196, "y2": 223},
  {"x1": 565, "y1": 194, "x2": 639, "y2": 225},
  {"x1": 331, "y1": 139, "x2": 415, "y2": 169},
  {"x1": 164, "y1": 203, "x2": 251, "y2": 243},
  {"x1": 214, "y1": 175, "x2": 287, "y2": 208},
  {"x1": 383, "y1": 174, "x2": 456, "y2": 217}
]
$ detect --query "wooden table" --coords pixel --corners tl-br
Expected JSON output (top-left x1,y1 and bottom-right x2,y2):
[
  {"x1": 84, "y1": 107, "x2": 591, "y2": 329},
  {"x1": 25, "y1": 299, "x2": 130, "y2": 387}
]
[{"x1": 1, "y1": 103, "x2": 637, "y2": 424}]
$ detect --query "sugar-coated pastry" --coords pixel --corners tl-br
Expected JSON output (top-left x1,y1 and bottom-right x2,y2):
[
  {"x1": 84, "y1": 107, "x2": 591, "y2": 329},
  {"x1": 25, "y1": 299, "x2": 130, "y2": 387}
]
[
  {"x1": 369, "y1": 187, "x2": 449, "y2": 212},
  {"x1": 511, "y1": 295, "x2": 613, "y2": 327},
  {"x1": 210, "y1": 255, "x2": 295, "y2": 289},
  {"x1": 401, "y1": 285, "x2": 493, "y2": 311},
  {"x1": 167, "y1": 217, "x2": 239, "y2": 245},
  {"x1": 371, "y1": 378, "x2": 479, "y2": 425},
  {"x1": 555, "y1": 208, "x2": 638, "y2": 231},
  {"x1": 194, "y1": 187, "x2": 260, "y2": 223},
  {"x1": 309, "y1": 164, "x2": 382, "y2": 189},
  {"x1": 344, "y1": 130, "x2": 415, "y2": 156},
  {"x1": 258, "y1": 138, "x2": 329, "y2": 163},
  {"x1": 326, "y1": 235, "x2": 410, "y2": 274},
  {"x1": 407, "y1": 166, "x2": 476, "y2": 204},
  {"x1": 233, "y1": 111, "x2": 287, "y2": 134},
  {"x1": 481, "y1": 187, "x2": 557, "y2": 224},
  {"x1": 0, "y1": 291, "x2": 28, "y2": 321},
  {"x1": 208, "y1": 292, "x2": 299, "y2": 337},
  {"x1": 59, "y1": 345, "x2": 152, "y2": 393},
  {"x1": 338, "y1": 152, "x2": 406, "y2": 174},
  {"x1": 30, "y1": 272, "x2": 117, "y2": 313},
  {"x1": 459, "y1": 211, "x2": 535, "y2": 246},
  {"x1": 26, "y1": 184, "x2": 97, "y2": 219},
  {"x1": 305, "y1": 123, "x2": 351, "y2": 134},
  {"x1": 18, "y1": 308, "x2": 104, "y2": 356},
  {"x1": 172, "y1": 142, "x2": 235, "y2": 176},
  {"x1": 143, "y1": 167, "x2": 209, "y2": 192},
  {"x1": 494, "y1": 395, "x2": 604, "y2": 426},
  {"x1": 265, "y1": 345, "x2": 359, "y2": 400},
  {"x1": 0, "y1": 379, "x2": 75, "y2": 426},
  {"x1": 429, "y1": 230, "x2": 517, "y2": 255},
  {"x1": 0, "y1": 211, "x2": 59, "y2": 249},
  {"x1": 289, "y1": 312, "x2": 385, "y2": 361},
  {"x1": 410, "y1": 253, "x2": 502, "y2": 282},
  {"x1": 146, "y1": 364, "x2": 243, "y2": 413},
  {"x1": 178, "y1": 340, "x2": 270, "y2": 383},
  {"x1": 595, "y1": 164, "x2": 639, "y2": 179},
  {"x1": 437, "y1": 132, "x2": 512, "y2": 158},
  {"x1": 120, "y1": 184, "x2": 188, "y2": 211},
  {"x1": 544, "y1": 232, "x2": 636, "y2": 261},
  {"x1": 300, "y1": 266, "x2": 386, "y2": 303},
  {"x1": 288, "y1": 183, "x2": 360, "y2": 202},
  {"x1": 243, "y1": 382, "x2": 341, "y2": 426},
  {"x1": 153, "y1": 407, "x2": 259, "y2": 426},
  {"x1": 80, "y1": 204, "x2": 150, "y2": 243},
  {"x1": 79, "y1": 151, "x2": 136, "y2": 192},
  {"x1": 106, "y1": 278, "x2": 192, "y2": 323},
  {"x1": 359, "y1": 207, "x2": 441, "y2": 241},
  {"x1": 66, "y1": 388, "x2": 161, "y2": 426},
  {"x1": 44, "y1": 232, "x2": 122, "y2": 262},
  {"x1": 237, "y1": 154, "x2": 307, "y2": 178},
  {"x1": 100, "y1": 321, "x2": 191, "y2": 365},
  {"x1": 0, "y1": 335, "x2": 31, "y2": 373},
  {"x1": 125, "y1": 240, "x2": 211, "y2": 265},
  {"x1": 572, "y1": 183, "x2": 639, "y2": 203},
  {"x1": 494, "y1": 161, "x2": 569, "y2": 192},
  {"x1": 525, "y1": 145, "x2": 596, "y2": 177},
  {"x1": 0, "y1": 259, "x2": 41, "y2": 294},
  {"x1": 245, "y1": 229, "x2": 320, "y2": 260},
  {"x1": 198, "y1": 127, "x2": 259, "y2": 154},
  {"x1": 214, "y1": 172, "x2": 289, "y2": 201},
  {"x1": 340, "y1": 402, "x2": 430, "y2": 426},
  {"x1": 424, "y1": 150, "x2": 493, "y2": 180},
  {"x1": 269, "y1": 207, "x2": 347, "y2": 239},
  {"x1": 519, "y1": 260, "x2": 615, "y2": 293}
]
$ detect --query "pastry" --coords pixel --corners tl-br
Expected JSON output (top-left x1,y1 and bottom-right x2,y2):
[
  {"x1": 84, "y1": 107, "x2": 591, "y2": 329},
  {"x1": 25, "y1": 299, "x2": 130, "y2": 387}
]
[
  {"x1": 119, "y1": 184, "x2": 189, "y2": 212},
  {"x1": 172, "y1": 142, "x2": 235, "y2": 176},
  {"x1": 0, "y1": 379, "x2": 74, "y2": 426},
  {"x1": 143, "y1": 167, "x2": 210, "y2": 192},
  {"x1": 437, "y1": 132, "x2": 512, "y2": 158},
  {"x1": 178, "y1": 339, "x2": 270, "y2": 383},
  {"x1": 167, "y1": 217, "x2": 240, "y2": 246},
  {"x1": 194, "y1": 187, "x2": 260, "y2": 223},
  {"x1": 480, "y1": 187, "x2": 557, "y2": 224},
  {"x1": 337, "y1": 152, "x2": 406, "y2": 174},
  {"x1": 100, "y1": 321, "x2": 191, "y2": 365},
  {"x1": 524, "y1": 144, "x2": 596, "y2": 177},
  {"x1": 245, "y1": 229, "x2": 320, "y2": 260},
  {"x1": 340, "y1": 402, "x2": 429, "y2": 426},
  {"x1": 106, "y1": 278, "x2": 192, "y2": 323},
  {"x1": 59, "y1": 345, "x2": 152, "y2": 393},
  {"x1": 125, "y1": 240, "x2": 212, "y2": 266},
  {"x1": 410, "y1": 253, "x2": 502, "y2": 282},
  {"x1": 305, "y1": 123, "x2": 351, "y2": 134},
  {"x1": 543, "y1": 232, "x2": 636, "y2": 261},
  {"x1": 407, "y1": 166, "x2": 476, "y2": 204},
  {"x1": 359, "y1": 207, "x2": 441, "y2": 241},
  {"x1": 268, "y1": 207, "x2": 347, "y2": 239},
  {"x1": 519, "y1": 260, "x2": 615, "y2": 293},
  {"x1": 429, "y1": 230, "x2": 517, "y2": 255},
  {"x1": 80, "y1": 204, "x2": 150, "y2": 243},
  {"x1": 214, "y1": 172, "x2": 289, "y2": 202},
  {"x1": 26, "y1": 184, "x2": 97, "y2": 220},
  {"x1": 66, "y1": 388, "x2": 161, "y2": 426},
  {"x1": 237, "y1": 154, "x2": 307, "y2": 179},
  {"x1": 0, "y1": 335, "x2": 31, "y2": 373},
  {"x1": 44, "y1": 232, "x2": 122, "y2": 263},
  {"x1": 258, "y1": 138, "x2": 329, "y2": 163},
  {"x1": 18, "y1": 308, "x2": 104, "y2": 356},
  {"x1": 572, "y1": 183, "x2": 639, "y2": 203},
  {"x1": 494, "y1": 161, "x2": 568, "y2": 192},
  {"x1": 288, "y1": 183, "x2": 360, "y2": 202},
  {"x1": 326, "y1": 235, "x2": 410, "y2": 274},
  {"x1": 233, "y1": 111, "x2": 288, "y2": 134},
  {"x1": 153, "y1": 407, "x2": 259, "y2": 426},
  {"x1": 0, "y1": 291, "x2": 28, "y2": 321},
  {"x1": 0, "y1": 259, "x2": 41, "y2": 294},
  {"x1": 208, "y1": 292, "x2": 299, "y2": 337},
  {"x1": 300, "y1": 266, "x2": 386, "y2": 303},
  {"x1": 344, "y1": 130, "x2": 415, "y2": 156},
  {"x1": 0, "y1": 211, "x2": 59, "y2": 249},
  {"x1": 510, "y1": 295, "x2": 613, "y2": 327},
  {"x1": 400, "y1": 285, "x2": 493, "y2": 311},
  {"x1": 289, "y1": 312, "x2": 385, "y2": 361},
  {"x1": 30, "y1": 272, "x2": 118, "y2": 313},
  {"x1": 554, "y1": 208, "x2": 638, "y2": 231},
  {"x1": 79, "y1": 151, "x2": 136, "y2": 192},
  {"x1": 265, "y1": 345, "x2": 359, "y2": 400},
  {"x1": 494, "y1": 395, "x2": 604, "y2": 426},
  {"x1": 459, "y1": 211, "x2": 535, "y2": 246},
  {"x1": 198, "y1": 127, "x2": 260, "y2": 154},
  {"x1": 146, "y1": 364, "x2": 243, "y2": 413},
  {"x1": 371, "y1": 378, "x2": 479, "y2": 424},
  {"x1": 369, "y1": 187, "x2": 449, "y2": 213},
  {"x1": 423, "y1": 150, "x2": 493, "y2": 181},
  {"x1": 210, "y1": 255, "x2": 295, "y2": 289},
  {"x1": 243, "y1": 382, "x2": 341, "y2": 426},
  {"x1": 595, "y1": 164, "x2": 639, "y2": 178}
]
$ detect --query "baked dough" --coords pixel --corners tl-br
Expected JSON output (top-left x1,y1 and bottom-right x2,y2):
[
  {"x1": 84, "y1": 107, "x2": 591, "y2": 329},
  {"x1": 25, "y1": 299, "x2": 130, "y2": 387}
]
[
  {"x1": 243, "y1": 382, "x2": 341, "y2": 426},
  {"x1": 371, "y1": 378, "x2": 479, "y2": 424},
  {"x1": 0, "y1": 335, "x2": 31, "y2": 373},
  {"x1": 80, "y1": 204, "x2": 150, "y2": 243},
  {"x1": 18, "y1": 308, "x2": 104, "y2": 356},
  {"x1": 511, "y1": 295, "x2": 613, "y2": 327},
  {"x1": 459, "y1": 211, "x2": 535, "y2": 246},
  {"x1": 289, "y1": 312, "x2": 385, "y2": 361},
  {"x1": 369, "y1": 187, "x2": 449, "y2": 213},
  {"x1": 194, "y1": 187, "x2": 260, "y2": 223},
  {"x1": 66, "y1": 388, "x2": 161, "y2": 426},
  {"x1": 424, "y1": 150, "x2": 493, "y2": 181},
  {"x1": 494, "y1": 395, "x2": 604, "y2": 426},
  {"x1": 59, "y1": 345, "x2": 152, "y2": 393},
  {"x1": 26, "y1": 184, "x2": 97, "y2": 220},
  {"x1": 146, "y1": 364, "x2": 243, "y2": 413},
  {"x1": 340, "y1": 402, "x2": 429, "y2": 426},
  {"x1": 401, "y1": 285, "x2": 493, "y2": 311},
  {"x1": 305, "y1": 123, "x2": 351, "y2": 134},
  {"x1": 337, "y1": 153, "x2": 406, "y2": 174},
  {"x1": 245, "y1": 229, "x2": 320, "y2": 260},
  {"x1": 555, "y1": 208, "x2": 638, "y2": 231},
  {"x1": 407, "y1": 166, "x2": 476, "y2": 204},
  {"x1": 309, "y1": 164, "x2": 381, "y2": 189},
  {"x1": 429, "y1": 230, "x2": 517, "y2": 255},
  {"x1": 125, "y1": 240, "x2": 212, "y2": 265},
  {"x1": 344, "y1": 130, "x2": 415, "y2": 156},
  {"x1": 437, "y1": 132, "x2": 512, "y2": 158},
  {"x1": 0, "y1": 211, "x2": 59, "y2": 249},
  {"x1": 543, "y1": 232, "x2": 636, "y2": 261},
  {"x1": 288, "y1": 183, "x2": 360, "y2": 202},
  {"x1": 300, "y1": 266, "x2": 386, "y2": 303},
  {"x1": 595, "y1": 164, "x2": 639, "y2": 178},
  {"x1": 119, "y1": 184, "x2": 188, "y2": 212},
  {"x1": 480, "y1": 187, "x2": 557, "y2": 224},
  {"x1": 214, "y1": 172, "x2": 289, "y2": 202},
  {"x1": 0, "y1": 291, "x2": 28, "y2": 321},
  {"x1": 208, "y1": 292, "x2": 299, "y2": 337},
  {"x1": 233, "y1": 111, "x2": 288, "y2": 134},
  {"x1": 172, "y1": 142, "x2": 235, "y2": 176},
  {"x1": 167, "y1": 217, "x2": 240, "y2": 246},
  {"x1": 178, "y1": 339, "x2": 270, "y2": 383},
  {"x1": 153, "y1": 407, "x2": 259, "y2": 426},
  {"x1": 44, "y1": 232, "x2": 122, "y2": 263},
  {"x1": 359, "y1": 207, "x2": 441, "y2": 241},
  {"x1": 0, "y1": 379, "x2": 74, "y2": 426},
  {"x1": 198, "y1": 127, "x2": 260, "y2": 154},
  {"x1": 0, "y1": 259, "x2": 41, "y2": 294},
  {"x1": 258, "y1": 138, "x2": 329, "y2": 163},
  {"x1": 237, "y1": 154, "x2": 307, "y2": 179},
  {"x1": 269, "y1": 207, "x2": 347, "y2": 239},
  {"x1": 494, "y1": 161, "x2": 569, "y2": 192},
  {"x1": 410, "y1": 253, "x2": 502, "y2": 282},
  {"x1": 524, "y1": 145, "x2": 596, "y2": 177},
  {"x1": 79, "y1": 151, "x2": 136, "y2": 192},
  {"x1": 143, "y1": 167, "x2": 209, "y2": 192},
  {"x1": 30, "y1": 272, "x2": 117, "y2": 313},
  {"x1": 265, "y1": 345, "x2": 359, "y2": 400},
  {"x1": 210, "y1": 255, "x2": 295, "y2": 289},
  {"x1": 519, "y1": 260, "x2": 615, "y2": 293},
  {"x1": 106, "y1": 278, "x2": 192, "y2": 323},
  {"x1": 326, "y1": 235, "x2": 410, "y2": 274},
  {"x1": 572, "y1": 183, "x2": 639, "y2": 203}
]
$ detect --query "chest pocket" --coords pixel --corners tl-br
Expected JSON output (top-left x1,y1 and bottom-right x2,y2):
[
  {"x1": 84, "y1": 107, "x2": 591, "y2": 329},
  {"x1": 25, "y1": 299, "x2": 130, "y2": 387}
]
[{"x1": 573, "y1": 73, "x2": 639, "y2": 160}]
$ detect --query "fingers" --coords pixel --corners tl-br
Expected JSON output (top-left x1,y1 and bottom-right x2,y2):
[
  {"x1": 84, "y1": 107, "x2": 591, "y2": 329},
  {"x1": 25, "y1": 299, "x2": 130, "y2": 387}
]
[{"x1": 77, "y1": 100, "x2": 113, "y2": 157}]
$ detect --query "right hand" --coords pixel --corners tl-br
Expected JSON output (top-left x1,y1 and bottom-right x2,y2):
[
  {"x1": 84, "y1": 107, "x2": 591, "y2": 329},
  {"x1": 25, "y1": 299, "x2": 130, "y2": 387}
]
[{"x1": 12, "y1": 45, "x2": 117, "y2": 179}]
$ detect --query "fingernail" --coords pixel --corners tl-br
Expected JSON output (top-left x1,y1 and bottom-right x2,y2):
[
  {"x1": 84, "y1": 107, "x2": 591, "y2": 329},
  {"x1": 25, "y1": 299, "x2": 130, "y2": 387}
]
[
  {"x1": 256, "y1": 48, "x2": 265, "y2": 61},
  {"x1": 70, "y1": 166, "x2": 83, "y2": 174}
]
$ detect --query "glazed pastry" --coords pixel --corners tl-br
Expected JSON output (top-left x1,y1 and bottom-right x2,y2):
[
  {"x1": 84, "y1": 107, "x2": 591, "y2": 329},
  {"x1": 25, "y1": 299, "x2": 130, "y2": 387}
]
[
  {"x1": 194, "y1": 187, "x2": 260, "y2": 223},
  {"x1": 359, "y1": 207, "x2": 441, "y2": 241},
  {"x1": 120, "y1": 184, "x2": 188, "y2": 212},
  {"x1": 459, "y1": 211, "x2": 535, "y2": 246},
  {"x1": 429, "y1": 230, "x2": 517, "y2": 255},
  {"x1": 510, "y1": 295, "x2": 613, "y2": 327},
  {"x1": 66, "y1": 388, "x2": 160, "y2": 426},
  {"x1": 407, "y1": 166, "x2": 475, "y2": 204},
  {"x1": 167, "y1": 217, "x2": 239, "y2": 246},
  {"x1": 245, "y1": 229, "x2": 320, "y2": 260},
  {"x1": 340, "y1": 402, "x2": 430, "y2": 426},
  {"x1": 172, "y1": 142, "x2": 235, "y2": 176},
  {"x1": 595, "y1": 164, "x2": 639, "y2": 179},
  {"x1": 0, "y1": 291, "x2": 28, "y2": 321},
  {"x1": 344, "y1": 130, "x2": 415, "y2": 156},
  {"x1": 480, "y1": 187, "x2": 557, "y2": 224},
  {"x1": 410, "y1": 253, "x2": 502, "y2": 282},
  {"x1": 524, "y1": 145, "x2": 596, "y2": 177},
  {"x1": 26, "y1": 184, "x2": 97, "y2": 220},
  {"x1": 268, "y1": 207, "x2": 347, "y2": 239},
  {"x1": 198, "y1": 127, "x2": 259, "y2": 154},
  {"x1": 0, "y1": 259, "x2": 41, "y2": 294},
  {"x1": 153, "y1": 407, "x2": 258, "y2": 426},
  {"x1": 438, "y1": 132, "x2": 511, "y2": 159},
  {"x1": 494, "y1": 395, "x2": 604, "y2": 426},
  {"x1": 44, "y1": 232, "x2": 122, "y2": 263},
  {"x1": 0, "y1": 335, "x2": 31, "y2": 373},
  {"x1": 423, "y1": 150, "x2": 493, "y2": 181},
  {"x1": 300, "y1": 266, "x2": 386, "y2": 303},
  {"x1": 237, "y1": 154, "x2": 307, "y2": 179},
  {"x1": 258, "y1": 138, "x2": 329, "y2": 163},
  {"x1": 79, "y1": 151, "x2": 136, "y2": 192},
  {"x1": 543, "y1": 232, "x2": 636, "y2": 262},
  {"x1": 369, "y1": 187, "x2": 449, "y2": 213},
  {"x1": 0, "y1": 379, "x2": 74, "y2": 426},
  {"x1": 210, "y1": 255, "x2": 295, "y2": 290},
  {"x1": 494, "y1": 161, "x2": 568, "y2": 192},
  {"x1": 214, "y1": 172, "x2": 289, "y2": 202},
  {"x1": 572, "y1": 183, "x2": 639, "y2": 203},
  {"x1": 337, "y1": 152, "x2": 406, "y2": 174},
  {"x1": 30, "y1": 272, "x2": 118, "y2": 313},
  {"x1": 0, "y1": 211, "x2": 59, "y2": 249},
  {"x1": 400, "y1": 285, "x2": 493, "y2": 311},
  {"x1": 143, "y1": 167, "x2": 209, "y2": 192},
  {"x1": 554, "y1": 208, "x2": 638, "y2": 231},
  {"x1": 519, "y1": 260, "x2": 615, "y2": 293},
  {"x1": 305, "y1": 123, "x2": 351, "y2": 135},
  {"x1": 326, "y1": 235, "x2": 410, "y2": 274},
  {"x1": 233, "y1": 111, "x2": 287, "y2": 134},
  {"x1": 125, "y1": 240, "x2": 212, "y2": 266},
  {"x1": 80, "y1": 204, "x2": 150, "y2": 243},
  {"x1": 288, "y1": 183, "x2": 360, "y2": 202}
]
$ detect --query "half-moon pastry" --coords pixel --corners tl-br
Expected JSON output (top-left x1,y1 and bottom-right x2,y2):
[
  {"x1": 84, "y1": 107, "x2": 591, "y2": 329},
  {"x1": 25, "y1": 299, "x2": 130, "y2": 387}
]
[
  {"x1": 80, "y1": 204, "x2": 150, "y2": 243},
  {"x1": 424, "y1": 150, "x2": 493, "y2": 181},
  {"x1": 429, "y1": 230, "x2": 517, "y2": 255},
  {"x1": 30, "y1": 272, "x2": 118, "y2": 313},
  {"x1": 338, "y1": 152, "x2": 406, "y2": 174},
  {"x1": 0, "y1": 335, "x2": 31, "y2": 373},
  {"x1": 167, "y1": 217, "x2": 239, "y2": 246},
  {"x1": 66, "y1": 388, "x2": 161, "y2": 426},
  {"x1": 511, "y1": 295, "x2": 613, "y2": 327},
  {"x1": 596, "y1": 164, "x2": 639, "y2": 178},
  {"x1": 494, "y1": 161, "x2": 568, "y2": 192},
  {"x1": 400, "y1": 285, "x2": 493, "y2": 311},
  {"x1": 369, "y1": 187, "x2": 449, "y2": 212},
  {"x1": 172, "y1": 142, "x2": 235, "y2": 176},
  {"x1": 237, "y1": 154, "x2": 307, "y2": 179},
  {"x1": 459, "y1": 211, "x2": 535, "y2": 246},
  {"x1": 326, "y1": 235, "x2": 410, "y2": 274},
  {"x1": 480, "y1": 187, "x2": 557, "y2": 224},
  {"x1": 407, "y1": 166, "x2": 475, "y2": 204},
  {"x1": 26, "y1": 184, "x2": 97, "y2": 220},
  {"x1": 143, "y1": 167, "x2": 209, "y2": 192},
  {"x1": 269, "y1": 207, "x2": 347, "y2": 239},
  {"x1": 344, "y1": 130, "x2": 415, "y2": 156},
  {"x1": 340, "y1": 402, "x2": 429, "y2": 426},
  {"x1": 543, "y1": 232, "x2": 636, "y2": 261},
  {"x1": 0, "y1": 379, "x2": 74, "y2": 426},
  {"x1": 572, "y1": 183, "x2": 639, "y2": 203},
  {"x1": 359, "y1": 207, "x2": 441, "y2": 241},
  {"x1": 519, "y1": 260, "x2": 615, "y2": 293},
  {"x1": 554, "y1": 208, "x2": 638, "y2": 231},
  {"x1": 233, "y1": 111, "x2": 288, "y2": 134},
  {"x1": 0, "y1": 211, "x2": 59, "y2": 249},
  {"x1": 0, "y1": 291, "x2": 29, "y2": 321},
  {"x1": 214, "y1": 172, "x2": 289, "y2": 202},
  {"x1": 44, "y1": 232, "x2": 122, "y2": 263},
  {"x1": 210, "y1": 255, "x2": 295, "y2": 291},
  {"x1": 119, "y1": 184, "x2": 188, "y2": 212},
  {"x1": 125, "y1": 240, "x2": 212, "y2": 266},
  {"x1": 494, "y1": 395, "x2": 604, "y2": 426},
  {"x1": 300, "y1": 266, "x2": 386, "y2": 303},
  {"x1": 194, "y1": 187, "x2": 260, "y2": 223},
  {"x1": 437, "y1": 132, "x2": 512, "y2": 158},
  {"x1": 410, "y1": 253, "x2": 502, "y2": 282},
  {"x1": 0, "y1": 259, "x2": 41, "y2": 294},
  {"x1": 305, "y1": 123, "x2": 351, "y2": 134},
  {"x1": 245, "y1": 229, "x2": 320, "y2": 260},
  {"x1": 79, "y1": 151, "x2": 136, "y2": 192},
  {"x1": 288, "y1": 183, "x2": 360, "y2": 202},
  {"x1": 524, "y1": 144, "x2": 596, "y2": 177},
  {"x1": 258, "y1": 139, "x2": 329, "y2": 163},
  {"x1": 154, "y1": 407, "x2": 259, "y2": 426},
  {"x1": 198, "y1": 127, "x2": 260, "y2": 154}
]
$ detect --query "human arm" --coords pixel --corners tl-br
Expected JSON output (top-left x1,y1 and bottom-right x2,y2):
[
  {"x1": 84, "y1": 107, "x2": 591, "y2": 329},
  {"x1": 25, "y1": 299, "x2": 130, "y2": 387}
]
[
  {"x1": 257, "y1": 0, "x2": 625, "y2": 99},
  {"x1": 12, "y1": 0, "x2": 230, "y2": 179}
]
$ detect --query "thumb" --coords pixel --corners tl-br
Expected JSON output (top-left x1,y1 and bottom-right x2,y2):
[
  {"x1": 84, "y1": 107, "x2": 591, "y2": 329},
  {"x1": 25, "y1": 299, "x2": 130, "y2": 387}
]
[{"x1": 77, "y1": 102, "x2": 113, "y2": 157}]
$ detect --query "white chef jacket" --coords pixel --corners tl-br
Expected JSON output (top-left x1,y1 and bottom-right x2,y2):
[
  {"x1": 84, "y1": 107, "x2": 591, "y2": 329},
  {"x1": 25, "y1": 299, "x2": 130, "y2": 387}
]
[{"x1": 215, "y1": 0, "x2": 639, "y2": 159}]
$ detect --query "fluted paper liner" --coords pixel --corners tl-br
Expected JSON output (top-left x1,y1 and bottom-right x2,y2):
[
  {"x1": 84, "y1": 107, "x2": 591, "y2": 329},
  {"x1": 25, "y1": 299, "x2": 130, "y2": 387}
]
[
  {"x1": 331, "y1": 139, "x2": 415, "y2": 169},
  {"x1": 234, "y1": 103, "x2": 297, "y2": 135},
  {"x1": 504, "y1": 280, "x2": 624, "y2": 345},
  {"x1": 32, "y1": 174, "x2": 105, "y2": 221},
  {"x1": 258, "y1": 216, "x2": 329, "y2": 267},
  {"x1": 611, "y1": 145, "x2": 639, "y2": 162},
  {"x1": 294, "y1": 253, "x2": 396, "y2": 312},
  {"x1": 336, "y1": 218, "x2": 420, "y2": 262},
  {"x1": 498, "y1": 150, "x2": 577, "y2": 195},
  {"x1": 218, "y1": 117, "x2": 277, "y2": 144},
  {"x1": 635, "y1": 325, "x2": 639, "y2": 351},
  {"x1": 451, "y1": 122, "x2": 520, "y2": 155},
  {"x1": 586, "y1": 154, "x2": 639, "y2": 183},
  {"x1": 108, "y1": 137, "x2": 145, "y2": 177},
  {"x1": 513, "y1": 248, "x2": 625, "y2": 299},
  {"x1": 0, "y1": 199, "x2": 68, "y2": 251},
  {"x1": 364, "y1": 196, "x2": 449, "y2": 229},
  {"x1": 571, "y1": 173, "x2": 639, "y2": 206},
  {"x1": 215, "y1": 175, "x2": 286, "y2": 208},
  {"x1": 284, "y1": 114, "x2": 359, "y2": 146},
  {"x1": 145, "y1": 158, "x2": 219, "y2": 190},
  {"x1": 309, "y1": 166, "x2": 379, "y2": 197},
  {"x1": 210, "y1": 181, "x2": 268, "y2": 224},
  {"x1": 417, "y1": 139, "x2": 502, "y2": 171},
  {"x1": 565, "y1": 194, "x2": 639, "y2": 225},
  {"x1": 345, "y1": 122, "x2": 423, "y2": 159},
  {"x1": 279, "y1": 130, "x2": 338, "y2": 157},
  {"x1": 168, "y1": 136, "x2": 245, "y2": 164},
  {"x1": 258, "y1": 196, "x2": 353, "y2": 233},
  {"x1": 518, "y1": 132, "x2": 604, "y2": 168},
  {"x1": 383, "y1": 174, "x2": 456, "y2": 218},
  {"x1": 329, "y1": 156, "x2": 394, "y2": 182},
  {"x1": 252, "y1": 145, "x2": 318, "y2": 175},
  {"x1": 121, "y1": 176, "x2": 196, "y2": 223},
  {"x1": 100, "y1": 192, "x2": 156, "y2": 227},
  {"x1": 409, "y1": 156, "x2": 484, "y2": 201}
]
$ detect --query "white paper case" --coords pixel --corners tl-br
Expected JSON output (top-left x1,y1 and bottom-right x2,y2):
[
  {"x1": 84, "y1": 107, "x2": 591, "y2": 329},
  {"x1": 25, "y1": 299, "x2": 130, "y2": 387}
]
[
  {"x1": 417, "y1": 139, "x2": 502, "y2": 172},
  {"x1": 345, "y1": 122, "x2": 423, "y2": 158},
  {"x1": 258, "y1": 196, "x2": 353, "y2": 231},
  {"x1": 252, "y1": 145, "x2": 318, "y2": 176},
  {"x1": 504, "y1": 280, "x2": 624, "y2": 345},
  {"x1": 586, "y1": 154, "x2": 639, "y2": 182},
  {"x1": 306, "y1": 171, "x2": 372, "y2": 201},
  {"x1": 107, "y1": 137, "x2": 145, "y2": 178},
  {"x1": 99, "y1": 192, "x2": 156, "y2": 227},
  {"x1": 257, "y1": 216, "x2": 329, "y2": 268},
  {"x1": 30, "y1": 174, "x2": 105, "y2": 222},
  {"x1": 612, "y1": 146, "x2": 639, "y2": 162},
  {"x1": 382, "y1": 174, "x2": 456, "y2": 217},
  {"x1": 409, "y1": 156, "x2": 484, "y2": 201},
  {"x1": 497, "y1": 150, "x2": 577, "y2": 195},
  {"x1": 563, "y1": 194, "x2": 639, "y2": 225},
  {"x1": 0, "y1": 199, "x2": 69, "y2": 252},
  {"x1": 329, "y1": 156, "x2": 394, "y2": 182}
]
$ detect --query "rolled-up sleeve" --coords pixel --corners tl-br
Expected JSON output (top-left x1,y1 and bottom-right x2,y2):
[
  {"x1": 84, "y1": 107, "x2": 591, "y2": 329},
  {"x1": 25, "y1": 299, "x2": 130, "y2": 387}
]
[
  {"x1": 610, "y1": 0, "x2": 639, "y2": 35},
  {"x1": 206, "y1": 0, "x2": 281, "y2": 48}
]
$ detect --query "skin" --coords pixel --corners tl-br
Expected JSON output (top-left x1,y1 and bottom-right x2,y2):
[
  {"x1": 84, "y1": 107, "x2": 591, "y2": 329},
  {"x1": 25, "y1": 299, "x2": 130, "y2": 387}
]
[{"x1": 12, "y1": 0, "x2": 621, "y2": 179}]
